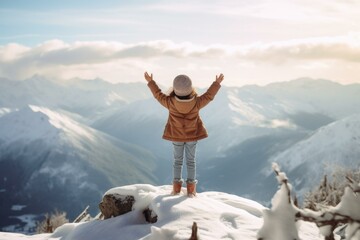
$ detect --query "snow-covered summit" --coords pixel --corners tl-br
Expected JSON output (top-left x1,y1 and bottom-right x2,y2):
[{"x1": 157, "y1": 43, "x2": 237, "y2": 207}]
[
  {"x1": 268, "y1": 114, "x2": 360, "y2": 195},
  {"x1": 0, "y1": 106, "x2": 59, "y2": 143},
  {"x1": 270, "y1": 114, "x2": 360, "y2": 170},
  {"x1": 0, "y1": 105, "x2": 99, "y2": 146},
  {"x1": 0, "y1": 184, "x2": 323, "y2": 240}
]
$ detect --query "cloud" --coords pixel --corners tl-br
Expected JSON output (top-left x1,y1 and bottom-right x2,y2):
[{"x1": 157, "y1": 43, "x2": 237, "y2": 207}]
[
  {"x1": 0, "y1": 43, "x2": 30, "y2": 61},
  {"x1": 1, "y1": 34, "x2": 360, "y2": 82},
  {"x1": 236, "y1": 34, "x2": 360, "y2": 63},
  {"x1": 2, "y1": 34, "x2": 360, "y2": 65},
  {"x1": 0, "y1": 40, "x2": 228, "y2": 66},
  {"x1": 146, "y1": 0, "x2": 359, "y2": 23}
]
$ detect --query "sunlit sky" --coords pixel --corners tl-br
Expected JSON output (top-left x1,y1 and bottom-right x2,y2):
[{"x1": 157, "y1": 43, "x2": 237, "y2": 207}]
[{"x1": 1, "y1": 0, "x2": 360, "y2": 87}]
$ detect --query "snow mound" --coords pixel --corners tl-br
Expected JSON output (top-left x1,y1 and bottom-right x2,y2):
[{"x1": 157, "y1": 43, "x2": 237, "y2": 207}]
[
  {"x1": 101, "y1": 184, "x2": 265, "y2": 240},
  {"x1": 0, "y1": 184, "x2": 323, "y2": 240}
]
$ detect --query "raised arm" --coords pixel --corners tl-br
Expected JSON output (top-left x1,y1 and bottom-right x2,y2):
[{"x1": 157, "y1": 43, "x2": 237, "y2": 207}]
[
  {"x1": 197, "y1": 73, "x2": 224, "y2": 109},
  {"x1": 144, "y1": 72, "x2": 169, "y2": 109}
]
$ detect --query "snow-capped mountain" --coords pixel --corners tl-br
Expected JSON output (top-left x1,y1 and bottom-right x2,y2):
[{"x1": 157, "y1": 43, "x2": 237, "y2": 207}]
[
  {"x1": 197, "y1": 114, "x2": 360, "y2": 203},
  {"x1": 0, "y1": 75, "x2": 151, "y2": 120},
  {"x1": 92, "y1": 98, "x2": 170, "y2": 157},
  {"x1": 267, "y1": 114, "x2": 360, "y2": 196},
  {"x1": 93, "y1": 78, "x2": 360, "y2": 159},
  {"x1": 0, "y1": 76, "x2": 359, "y2": 233},
  {"x1": 0, "y1": 105, "x2": 159, "y2": 232},
  {"x1": 197, "y1": 131, "x2": 308, "y2": 202},
  {"x1": 264, "y1": 78, "x2": 360, "y2": 119}
]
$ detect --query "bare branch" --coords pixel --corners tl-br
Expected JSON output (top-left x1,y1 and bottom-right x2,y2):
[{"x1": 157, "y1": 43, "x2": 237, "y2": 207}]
[{"x1": 189, "y1": 222, "x2": 198, "y2": 240}]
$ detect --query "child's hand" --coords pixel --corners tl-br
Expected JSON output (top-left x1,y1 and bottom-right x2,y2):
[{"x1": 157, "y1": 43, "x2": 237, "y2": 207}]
[
  {"x1": 144, "y1": 72, "x2": 153, "y2": 82},
  {"x1": 216, "y1": 73, "x2": 224, "y2": 84}
]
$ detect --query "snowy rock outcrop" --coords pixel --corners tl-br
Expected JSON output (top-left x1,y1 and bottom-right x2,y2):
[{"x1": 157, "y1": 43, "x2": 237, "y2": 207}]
[
  {"x1": 99, "y1": 194, "x2": 135, "y2": 219},
  {"x1": 0, "y1": 184, "x2": 327, "y2": 240}
]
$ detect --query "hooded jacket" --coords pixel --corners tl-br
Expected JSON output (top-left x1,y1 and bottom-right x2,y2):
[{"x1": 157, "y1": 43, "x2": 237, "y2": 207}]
[{"x1": 147, "y1": 80, "x2": 221, "y2": 142}]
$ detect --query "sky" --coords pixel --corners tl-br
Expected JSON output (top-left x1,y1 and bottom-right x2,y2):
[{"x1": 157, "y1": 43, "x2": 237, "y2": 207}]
[{"x1": 1, "y1": 0, "x2": 360, "y2": 87}]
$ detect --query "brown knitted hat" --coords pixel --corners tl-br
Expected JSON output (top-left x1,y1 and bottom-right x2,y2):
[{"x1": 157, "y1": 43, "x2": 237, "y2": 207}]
[{"x1": 173, "y1": 75, "x2": 193, "y2": 96}]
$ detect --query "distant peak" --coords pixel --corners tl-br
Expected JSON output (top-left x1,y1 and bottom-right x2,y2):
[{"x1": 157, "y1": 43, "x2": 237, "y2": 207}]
[
  {"x1": 23, "y1": 75, "x2": 61, "y2": 87},
  {"x1": 265, "y1": 77, "x2": 342, "y2": 89},
  {"x1": 0, "y1": 105, "x2": 57, "y2": 143},
  {"x1": 288, "y1": 77, "x2": 339, "y2": 85},
  {"x1": 26, "y1": 74, "x2": 49, "y2": 81}
]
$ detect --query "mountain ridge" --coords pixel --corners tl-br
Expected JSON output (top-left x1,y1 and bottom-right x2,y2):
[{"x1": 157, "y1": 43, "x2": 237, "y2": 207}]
[
  {"x1": 0, "y1": 76, "x2": 359, "y2": 232},
  {"x1": 267, "y1": 113, "x2": 360, "y2": 196},
  {"x1": 0, "y1": 105, "x2": 160, "y2": 232}
]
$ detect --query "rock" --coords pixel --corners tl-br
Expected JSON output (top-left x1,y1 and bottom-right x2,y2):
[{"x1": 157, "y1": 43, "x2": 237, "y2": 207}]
[
  {"x1": 143, "y1": 208, "x2": 158, "y2": 223},
  {"x1": 99, "y1": 193, "x2": 135, "y2": 219}
]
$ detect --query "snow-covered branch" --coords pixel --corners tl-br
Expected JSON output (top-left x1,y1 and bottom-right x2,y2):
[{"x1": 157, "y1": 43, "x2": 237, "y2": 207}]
[
  {"x1": 258, "y1": 163, "x2": 360, "y2": 240},
  {"x1": 347, "y1": 176, "x2": 360, "y2": 193},
  {"x1": 272, "y1": 162, "x2": 292, "y2": 204}
]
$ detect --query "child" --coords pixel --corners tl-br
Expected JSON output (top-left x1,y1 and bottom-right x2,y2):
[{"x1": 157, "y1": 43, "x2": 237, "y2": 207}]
[{"x1": 144, "y1": 72, "x2": 224, "y2": 197}]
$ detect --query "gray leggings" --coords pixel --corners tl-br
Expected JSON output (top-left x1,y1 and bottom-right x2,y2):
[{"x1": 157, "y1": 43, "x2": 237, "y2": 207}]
[{"x1": 172, "y1": 141, "x2": 198, "y2": 183}]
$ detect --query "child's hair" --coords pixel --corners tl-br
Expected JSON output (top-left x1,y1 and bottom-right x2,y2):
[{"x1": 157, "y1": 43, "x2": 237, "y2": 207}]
[{"x1": 170, "y1": 89, "x2": 197, "y2": 100}]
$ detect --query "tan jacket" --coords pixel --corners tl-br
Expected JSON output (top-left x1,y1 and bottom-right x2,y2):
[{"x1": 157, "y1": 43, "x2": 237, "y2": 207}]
[{"x1": 147, "y1": 80, "x2": 221, "y2": 142}]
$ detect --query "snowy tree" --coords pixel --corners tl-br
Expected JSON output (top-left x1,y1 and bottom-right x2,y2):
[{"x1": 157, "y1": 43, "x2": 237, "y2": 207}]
[
  {"x1": 257, "y1": 163, "x2": 300, "y2": 240},
  {"x1": 258, "y1": 163, "x2": 360, "y2": 240},
  {"x1": 304, "y1": 168, "x2": 360, "y2": 211}
]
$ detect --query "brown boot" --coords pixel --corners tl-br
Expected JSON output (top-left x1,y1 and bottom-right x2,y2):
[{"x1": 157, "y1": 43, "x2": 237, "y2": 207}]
[
  {"x1": 172, "y1": 181, "x2": 183, "y2": 195},
  {"x1": 187, "y1": 182, "x2": 196, "y2": 197}
]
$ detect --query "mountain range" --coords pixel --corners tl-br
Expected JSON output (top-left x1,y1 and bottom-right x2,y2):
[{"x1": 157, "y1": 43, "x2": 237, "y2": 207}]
[
  {"x1": 0, "y1": 75, "x2": 359, "y2": 232},
  {"x1": 0, "y1": 104, "x2": 159, "y2": 232}
]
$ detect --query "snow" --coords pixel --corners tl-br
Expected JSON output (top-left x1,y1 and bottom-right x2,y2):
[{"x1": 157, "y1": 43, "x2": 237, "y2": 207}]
[
  {"x1": 28, "y1": 105, "x2": 97, "y2": 144},
  {"x1": 2, "y1": 78, "x2": 359, "y2": 239},
  {"x1": 0, "y1": 184, "x2": 323, "y2": 240},
  {"x1": 0, "y1": 104, "x2": 97, "y2": 147},
  {"x1": 334, "y1": 187, "x2": 360, "y2": 220},
  {"x1": 271, "y1": 114, "x2": 360, "y2": 171},
  {"x1": 346, "y1": 223, "x2": 360, "y2": 240},
  {"x1": 2, "y1": 215, "x2": 38, "y2": 234},
  {"x1": 11, "y1": 205, "x2": 27, "y2": 211},
  {"x1": 257, "y1": 163, "x2": 345, "y2": 240},
  {"x1": 266, "y1": 114, "x2": 360, "y2": 196},
  {"x1": 0, "y1": 108, "x2": 13, "y2": 117},
  {"x1": 294, "y1": 184, "x2": 359, "y2": 240},
  {"x1": 258, "y1": 183, "x2": 299, "y2": 240},
  {"x1": 0, "y1": 106, "x2": 59, "y2": 143}
]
